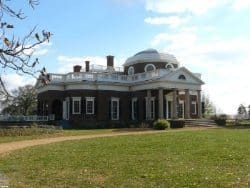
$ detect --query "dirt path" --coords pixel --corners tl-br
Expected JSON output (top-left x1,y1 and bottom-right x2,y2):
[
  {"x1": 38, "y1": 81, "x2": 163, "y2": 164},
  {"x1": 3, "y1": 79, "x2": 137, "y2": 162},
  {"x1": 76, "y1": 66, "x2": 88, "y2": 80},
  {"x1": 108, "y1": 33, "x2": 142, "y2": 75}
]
[{"x1": 0, "y1": 127, "x2": 216, "y2": 155}]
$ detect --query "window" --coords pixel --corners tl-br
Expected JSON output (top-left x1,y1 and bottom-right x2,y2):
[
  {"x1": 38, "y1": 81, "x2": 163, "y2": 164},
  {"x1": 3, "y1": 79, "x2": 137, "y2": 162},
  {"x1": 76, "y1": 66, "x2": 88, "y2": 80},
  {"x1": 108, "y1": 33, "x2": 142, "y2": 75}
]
[
  {"x1": 178, "y1": 74, "x2": 186, "y2": 80},
  {"x1": 72, "y1": 97, "x2": 81, "y2": 114},
  {"x1": 191, "y1": 101, "x2": 197, "y2": 114},
  {"x1": 165, "y1": 63, "x2": 174, "y2": 70},
  {"x1": 86, "y1": 97, "x2": 95, "y2": 114},
  {"x1": 144, "y1": 64, "x2": 156, "y2": 72},
  {"x1": 111, "y1": 97, "x2": 119, "y2": 120},
  {"x1": 128, "y1": 66, "x2": 135, "y2": 75},
  {"x1": 131, "y1": 97, "x2": 138, "y2": 120}
]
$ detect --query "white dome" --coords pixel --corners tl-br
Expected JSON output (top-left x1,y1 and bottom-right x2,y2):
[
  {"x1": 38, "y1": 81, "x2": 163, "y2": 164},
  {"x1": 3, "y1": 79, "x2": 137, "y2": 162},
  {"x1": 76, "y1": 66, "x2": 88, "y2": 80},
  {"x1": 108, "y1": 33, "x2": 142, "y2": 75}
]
[{"x1": 123, "y1": 49, "x2": 179, "y2": 66}]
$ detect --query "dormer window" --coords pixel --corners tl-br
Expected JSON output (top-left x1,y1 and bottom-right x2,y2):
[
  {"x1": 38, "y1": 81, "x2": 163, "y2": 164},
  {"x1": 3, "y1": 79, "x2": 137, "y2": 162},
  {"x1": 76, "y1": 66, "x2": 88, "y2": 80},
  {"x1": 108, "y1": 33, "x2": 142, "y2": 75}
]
[
  {"x1": 178, "y1": 74, "x2": 186, "y2": 80},
  {"x1": 166, "y1": 63, "x2": 174, "y2": 70},
  {"x1": 144, "y1": 64, "x2": 156, "y2": 72},
  {"x1": 128, "y1": 66, "x2": 135, "y2": 75}
]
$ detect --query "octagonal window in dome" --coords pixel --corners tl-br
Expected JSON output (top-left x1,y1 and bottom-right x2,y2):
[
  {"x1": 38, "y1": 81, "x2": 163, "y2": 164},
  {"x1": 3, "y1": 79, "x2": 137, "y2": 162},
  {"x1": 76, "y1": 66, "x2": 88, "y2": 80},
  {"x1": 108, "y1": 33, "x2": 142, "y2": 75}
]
[
  {"x1": 166, "y1": 63, "x2": 174, "y2": 70},
  {"x1": 128, "y1": 66, "x2": 135, "y2": 75},
  {"x1": 144, "y1": 64, "x2": 156, "y2": 72}
]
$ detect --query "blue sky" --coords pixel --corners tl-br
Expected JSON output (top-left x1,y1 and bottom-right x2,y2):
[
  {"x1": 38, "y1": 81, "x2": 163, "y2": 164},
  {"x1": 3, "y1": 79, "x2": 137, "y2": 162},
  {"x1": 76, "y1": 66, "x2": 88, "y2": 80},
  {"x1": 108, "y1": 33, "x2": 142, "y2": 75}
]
[{"x1": 3, "y1": 0, "x2": 250, "y2": 114}]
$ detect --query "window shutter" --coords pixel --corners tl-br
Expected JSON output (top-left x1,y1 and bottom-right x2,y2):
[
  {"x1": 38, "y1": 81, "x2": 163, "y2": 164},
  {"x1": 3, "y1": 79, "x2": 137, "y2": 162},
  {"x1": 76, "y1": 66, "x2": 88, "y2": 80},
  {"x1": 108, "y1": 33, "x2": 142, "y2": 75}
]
[
  {"x1": 94, "y1": 98, "x2": 97, "y2": 115},
  {"x1": 82, "y1": 97, "x2": 85, "y2": 114},
  {"x1": 119, "y1": 100, "x2": 122, "y2": 120}
]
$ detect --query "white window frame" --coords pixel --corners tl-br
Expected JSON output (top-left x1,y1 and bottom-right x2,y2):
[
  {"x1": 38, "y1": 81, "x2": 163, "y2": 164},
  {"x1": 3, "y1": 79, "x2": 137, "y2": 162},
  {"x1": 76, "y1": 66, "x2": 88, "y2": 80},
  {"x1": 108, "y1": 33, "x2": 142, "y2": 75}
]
[
  {"x1": 178, "y1": 100, "x2": 184, "y2": 119},
  {"x1": 191, "y1": 101, "x2": 197, "y2": 115},
  {"x1": 111, "y1": 97, "x2": 119, "y2": 120},
  {"x1": 131, "y1": 97, "x2": 138, "y2": 120},
  {"x1": 128, "y1": 66, "x2": 135, "y2": 75},
  {"x1": 72, "y1": 97, "x2": 81, "y2": 114},
  {"x1": 144, "y1": 64, "x2": 156, "y2": 72},
  {"x1": 85, "y1": 97, "x2": 95, "y2": 115}
]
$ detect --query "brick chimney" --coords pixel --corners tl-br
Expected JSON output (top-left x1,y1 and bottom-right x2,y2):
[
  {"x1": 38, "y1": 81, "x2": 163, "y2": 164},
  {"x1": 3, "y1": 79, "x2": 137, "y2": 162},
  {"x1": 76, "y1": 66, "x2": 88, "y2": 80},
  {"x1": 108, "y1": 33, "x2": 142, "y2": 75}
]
[
  {"x1": 73, "y1": 65, "x2": 81, "y2": 72},
  {"x1": 106, "y1": 55, "x2": 114, "y2": 68},
  {"x1": 85, "y1": 61, "x2": 90, "y2": 72}
]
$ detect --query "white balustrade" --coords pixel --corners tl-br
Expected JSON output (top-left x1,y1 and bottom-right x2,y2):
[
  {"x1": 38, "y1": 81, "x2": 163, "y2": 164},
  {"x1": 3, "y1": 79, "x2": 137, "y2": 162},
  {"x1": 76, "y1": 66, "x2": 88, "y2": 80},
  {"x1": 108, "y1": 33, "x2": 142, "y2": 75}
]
[{"x1": 49, "y1": 69, "x2": 167, "y2": 84}]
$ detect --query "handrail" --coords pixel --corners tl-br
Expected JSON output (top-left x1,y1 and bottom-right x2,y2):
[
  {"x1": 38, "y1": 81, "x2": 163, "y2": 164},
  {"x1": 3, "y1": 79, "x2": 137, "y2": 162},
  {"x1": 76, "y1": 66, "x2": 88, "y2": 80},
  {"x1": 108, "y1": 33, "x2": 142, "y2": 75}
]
[
  {"x1": 49, "y1": 69, "x2": 166, "y2": 84},
  {"x1": 0, "y1": 115, "x2": 49, "y2": 122}
]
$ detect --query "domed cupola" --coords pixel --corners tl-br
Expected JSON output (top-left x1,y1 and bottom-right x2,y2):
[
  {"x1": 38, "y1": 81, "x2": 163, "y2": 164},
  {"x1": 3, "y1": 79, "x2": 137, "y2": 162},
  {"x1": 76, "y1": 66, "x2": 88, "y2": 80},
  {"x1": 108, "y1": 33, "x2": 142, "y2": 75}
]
[{"x1": 124, "y1": 49, "x2": 179, "y2": 75}]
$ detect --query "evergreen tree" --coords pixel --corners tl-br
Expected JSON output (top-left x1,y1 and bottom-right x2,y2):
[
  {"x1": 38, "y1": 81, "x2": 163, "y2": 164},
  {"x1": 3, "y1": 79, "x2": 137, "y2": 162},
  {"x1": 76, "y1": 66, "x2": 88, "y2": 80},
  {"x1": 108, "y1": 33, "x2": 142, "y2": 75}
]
[{"x1": 237, "y1": 104, "x2": 247, "y2": 119}]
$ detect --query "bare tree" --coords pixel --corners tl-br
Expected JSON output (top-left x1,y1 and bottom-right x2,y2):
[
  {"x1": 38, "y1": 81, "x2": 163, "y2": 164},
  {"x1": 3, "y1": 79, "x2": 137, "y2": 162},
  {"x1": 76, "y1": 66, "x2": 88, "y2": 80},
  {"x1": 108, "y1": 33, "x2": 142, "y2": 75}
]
[{"x1": 0, "y1": 0, "x2": 51, "y2": 101}]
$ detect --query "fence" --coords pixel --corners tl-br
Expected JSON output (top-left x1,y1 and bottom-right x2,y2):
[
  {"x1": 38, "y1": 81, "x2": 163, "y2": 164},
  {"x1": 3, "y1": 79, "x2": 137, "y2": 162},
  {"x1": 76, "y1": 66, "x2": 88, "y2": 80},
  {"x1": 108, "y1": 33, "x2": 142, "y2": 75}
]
[{"x1": 0, "y1": 115, "x2": 49, "y2": 122}]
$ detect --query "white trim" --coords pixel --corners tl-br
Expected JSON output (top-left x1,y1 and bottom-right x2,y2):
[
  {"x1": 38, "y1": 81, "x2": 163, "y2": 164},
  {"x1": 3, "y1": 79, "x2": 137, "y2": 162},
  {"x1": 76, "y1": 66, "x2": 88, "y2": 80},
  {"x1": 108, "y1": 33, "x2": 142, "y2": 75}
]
[
  {"x1": 145, "y1": 97, "x2": 155, "y2": 120},
  {"x1": 72, "y1": 97, "x2": 81, "y2": 114},
  {"x1": 66, "y1": 98, "x2": 70, "y2": 120},
  {"x1": 111, "y1": 97, "x2": 119, "y2": 120},
  {"x1": 178, "y1": 100, "x2": 184, "y2": 119},
  {"x1": 131, "y1": 97, "x2": 138, "y2": 120},
  {"x1": 63, "y1": 97, "x2": 70, "y2": 120},
  {"x1": 128, "y1": 66, "x2": 135, "y2": 75},
  {"x1": 189, "y1": 90, "x2": 198, "y2": 96},
  {"x1": 191, "y1": 101, "x2": 197, "y2": 115},
  {"x1": 85, "y1": 97, "x2": 95, "y2": 115},
  {"x1": 144, "y1": 64, "x2": 156, "y2": 72},
  {"x1": 165, "y1": 63, "x2": 174, "y2": 70}
]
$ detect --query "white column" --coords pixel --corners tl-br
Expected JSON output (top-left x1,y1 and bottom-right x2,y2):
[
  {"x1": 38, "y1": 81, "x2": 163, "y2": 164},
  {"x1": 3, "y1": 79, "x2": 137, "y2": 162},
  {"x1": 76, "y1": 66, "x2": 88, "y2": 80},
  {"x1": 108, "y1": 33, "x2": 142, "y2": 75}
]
[
  {"x1": 172, "y1": 89, "x2": 177, "y2": 119},
  {"x1": 158, "y1": 88, "x2": 164, "y2": 119},
  {"x1": 146, "y1": 90, "x2": 151, "y2": 120},
  {"x1": 185, "y1": 89, "x2": 190, "y2": 119}
]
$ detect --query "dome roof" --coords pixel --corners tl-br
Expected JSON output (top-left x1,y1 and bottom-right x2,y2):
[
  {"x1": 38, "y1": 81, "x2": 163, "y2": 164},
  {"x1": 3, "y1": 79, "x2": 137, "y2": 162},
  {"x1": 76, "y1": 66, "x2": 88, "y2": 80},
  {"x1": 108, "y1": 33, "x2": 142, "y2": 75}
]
[{"x1": 123, "y1": 49, "x2": 179, "y2": 66}]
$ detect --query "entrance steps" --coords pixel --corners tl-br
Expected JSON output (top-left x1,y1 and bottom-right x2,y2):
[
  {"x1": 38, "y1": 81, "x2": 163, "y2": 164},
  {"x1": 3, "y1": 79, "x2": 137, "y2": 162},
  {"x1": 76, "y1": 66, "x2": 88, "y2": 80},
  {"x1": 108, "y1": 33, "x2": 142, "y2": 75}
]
[{"x1": 185, "y1": 119, "x2": 217, "y2": 127}]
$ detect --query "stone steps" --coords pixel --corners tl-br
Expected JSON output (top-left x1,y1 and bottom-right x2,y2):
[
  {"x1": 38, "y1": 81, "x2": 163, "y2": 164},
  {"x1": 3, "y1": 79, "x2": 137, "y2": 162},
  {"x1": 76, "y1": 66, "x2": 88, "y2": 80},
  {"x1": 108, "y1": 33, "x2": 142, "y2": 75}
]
[{"x1": 185, "y1": 119, "x2": 217, "y2": 127}]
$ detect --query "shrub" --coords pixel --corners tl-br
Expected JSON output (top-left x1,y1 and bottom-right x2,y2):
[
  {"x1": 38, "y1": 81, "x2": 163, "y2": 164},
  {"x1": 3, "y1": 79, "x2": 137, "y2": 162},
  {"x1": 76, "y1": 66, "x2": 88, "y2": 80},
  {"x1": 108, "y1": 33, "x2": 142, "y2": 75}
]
[
  {"x1": 153, "y1": 119, "x2": 169, "y2": 130},
  {"x1": 169, "y1": 120, "x2": 185, "y2": 128},
  {"x1": 214, "y1": 114, "x2": 227, "y2": 126}
]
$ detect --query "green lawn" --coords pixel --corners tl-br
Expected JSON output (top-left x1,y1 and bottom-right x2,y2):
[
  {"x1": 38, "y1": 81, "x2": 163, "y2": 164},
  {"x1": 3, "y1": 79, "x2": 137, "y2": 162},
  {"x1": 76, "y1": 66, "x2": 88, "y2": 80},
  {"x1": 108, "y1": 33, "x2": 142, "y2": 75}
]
[
  {"x1": 0, "y1": 128, "x2": 113, "y2": 144},
  {"x1": 0, "y1": 129, "x2": 249, "y2": 187}
]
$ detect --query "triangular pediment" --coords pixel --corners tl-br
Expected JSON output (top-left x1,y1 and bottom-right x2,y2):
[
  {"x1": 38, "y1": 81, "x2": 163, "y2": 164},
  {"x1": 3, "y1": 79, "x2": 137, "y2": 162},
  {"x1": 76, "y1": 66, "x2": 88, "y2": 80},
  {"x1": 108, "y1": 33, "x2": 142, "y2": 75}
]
[{"x1": 162, "y1": 67, "x2": 205, "y2": 85}]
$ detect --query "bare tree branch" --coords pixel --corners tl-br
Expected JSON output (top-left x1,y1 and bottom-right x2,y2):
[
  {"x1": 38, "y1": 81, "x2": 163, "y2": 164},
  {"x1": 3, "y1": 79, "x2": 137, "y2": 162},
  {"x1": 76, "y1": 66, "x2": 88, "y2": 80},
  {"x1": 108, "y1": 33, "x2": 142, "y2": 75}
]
[{"x1": 0, "y1": 0, "x2": 51, "y2": 102}]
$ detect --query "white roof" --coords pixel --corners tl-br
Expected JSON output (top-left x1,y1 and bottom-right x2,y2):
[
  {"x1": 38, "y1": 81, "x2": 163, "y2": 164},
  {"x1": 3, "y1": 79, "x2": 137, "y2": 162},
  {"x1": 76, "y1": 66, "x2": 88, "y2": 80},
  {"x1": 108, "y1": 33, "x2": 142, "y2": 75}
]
[{"x1": 123, "y1": 49, "x2": 179, "y2": 66}]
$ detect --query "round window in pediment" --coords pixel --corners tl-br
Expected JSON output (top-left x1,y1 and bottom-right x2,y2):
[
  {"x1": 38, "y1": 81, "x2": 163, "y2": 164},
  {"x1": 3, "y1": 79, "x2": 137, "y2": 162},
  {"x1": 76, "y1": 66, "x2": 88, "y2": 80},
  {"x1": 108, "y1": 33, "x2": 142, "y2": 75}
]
[
  {"x1": 144, "y1": 64, "x2": 156, "y2": 72},
  {"x1": 178, "y1": 74, "x2": 186, "y2": 80},
  {"x1": 128, "y1": 66, "x2": 135, "y2": 75}
]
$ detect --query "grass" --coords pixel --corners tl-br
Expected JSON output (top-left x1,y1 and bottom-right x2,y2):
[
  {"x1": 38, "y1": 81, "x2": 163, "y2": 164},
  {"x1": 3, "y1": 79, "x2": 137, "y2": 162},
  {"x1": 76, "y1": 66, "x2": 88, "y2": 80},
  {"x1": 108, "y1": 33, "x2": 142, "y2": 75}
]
[
  {"x1": 0, "y1": 128, "x2": 249, "y2": 187},
  {"x1": 0, "y1": 127, "x2": 113, "y2": 144}
]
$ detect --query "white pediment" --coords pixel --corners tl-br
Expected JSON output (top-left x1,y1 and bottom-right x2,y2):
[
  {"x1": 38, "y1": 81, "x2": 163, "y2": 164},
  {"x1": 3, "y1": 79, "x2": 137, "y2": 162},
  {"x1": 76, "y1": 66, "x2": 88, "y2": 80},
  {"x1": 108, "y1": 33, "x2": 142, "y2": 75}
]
[{"x1": 162, "y1": 67, "x2": 204, "y2": 85}]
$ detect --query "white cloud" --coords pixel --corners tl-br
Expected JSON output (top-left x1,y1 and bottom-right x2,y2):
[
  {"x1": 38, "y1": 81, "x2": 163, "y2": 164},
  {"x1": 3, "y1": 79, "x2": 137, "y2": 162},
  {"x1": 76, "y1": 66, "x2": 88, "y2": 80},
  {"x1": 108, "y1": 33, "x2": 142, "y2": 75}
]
[
  {"x1": 23, "y1": 42, "x2": 52, "y2": 57},
  {"x1": 2, "y1": 74, "x2": 36, "y2": 92},
  {"x1": 145, "y1": 0, "x2": 227, "y2": 15},
  {"x1": 144, "y1": 16, "x2": 190, "y2": 28},
  {"x1": 232, "y1": 0, "x2": 250, "y2": 11},
  {"x1": 150, "y1": 30, "x2": 250, "y2": 114}
]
